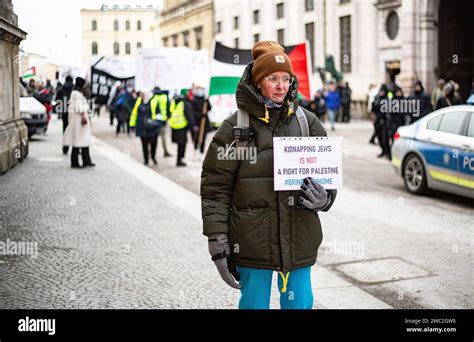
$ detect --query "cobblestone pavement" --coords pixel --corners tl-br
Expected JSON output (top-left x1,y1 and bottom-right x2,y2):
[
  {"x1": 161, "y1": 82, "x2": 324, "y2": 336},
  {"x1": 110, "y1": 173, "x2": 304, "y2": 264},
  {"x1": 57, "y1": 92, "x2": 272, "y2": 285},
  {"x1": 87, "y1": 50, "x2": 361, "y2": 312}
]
[
  {"x1": 1, "y1": 118, "x2": 340, "y2": 309},
  {"x1": 4, "y1": 114, "x2": 471, "y2": 309},
  {"x1": 0, "y1": 118, "x2": 242, "y2": 309},
  {"x1": 91, "y1": 114, "x2": 473, "y2": 310}
]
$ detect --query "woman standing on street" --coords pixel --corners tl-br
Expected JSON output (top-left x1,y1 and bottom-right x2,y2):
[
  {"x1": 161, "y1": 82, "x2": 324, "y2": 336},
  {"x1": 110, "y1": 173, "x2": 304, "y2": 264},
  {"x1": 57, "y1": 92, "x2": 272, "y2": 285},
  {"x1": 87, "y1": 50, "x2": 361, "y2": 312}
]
[
  {"x1": 129, "y1": 91, "x2": 161, "y2": 166},
  {"x1": 201, "y1": 41, "x2": 337, "y2": 309},
  {"x1": 63, "y1": 77, "x2": 95, "y2": 168}
]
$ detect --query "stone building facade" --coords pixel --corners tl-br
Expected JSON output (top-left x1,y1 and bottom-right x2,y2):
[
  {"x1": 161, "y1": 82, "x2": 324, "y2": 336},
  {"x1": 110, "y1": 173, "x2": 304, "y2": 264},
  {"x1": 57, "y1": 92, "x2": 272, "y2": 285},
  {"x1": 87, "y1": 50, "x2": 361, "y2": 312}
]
[
  {"x1": 81, "y1": 4, "x2": 158, "y2": 68},
  {"x1": 0, "y1": 0, "x2": 27, "y2": 174},
  {"x1": 214, "y1": 0, "x2": 473, "y2": 105},
  {"x1": 160, "y1": 0, "x2": 213, "y2": 51}
]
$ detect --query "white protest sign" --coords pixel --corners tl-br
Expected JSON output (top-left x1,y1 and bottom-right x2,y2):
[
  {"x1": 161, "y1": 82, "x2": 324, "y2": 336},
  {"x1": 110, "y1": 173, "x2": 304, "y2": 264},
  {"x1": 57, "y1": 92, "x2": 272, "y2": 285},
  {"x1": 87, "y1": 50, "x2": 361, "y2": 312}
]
[
  {"x1": 135, "y1": 48, "x2": 209, "y2": 93},
  {"x1": 273, "y1": 137, "x2": 343, "y2": 191}
]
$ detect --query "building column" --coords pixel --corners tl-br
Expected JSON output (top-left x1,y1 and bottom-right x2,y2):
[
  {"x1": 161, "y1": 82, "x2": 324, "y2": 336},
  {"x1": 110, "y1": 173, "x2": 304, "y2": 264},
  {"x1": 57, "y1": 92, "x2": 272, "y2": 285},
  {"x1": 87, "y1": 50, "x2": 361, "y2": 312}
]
[
  {"x1": 0, "y1": 0, "x2": 27, "y2": 174},
  {"x1": 397, "y1": 0, "x2": 418, "y2": 93},
  {"x1": 418, "y1": 0, "x2": 437, "y2": 94}
]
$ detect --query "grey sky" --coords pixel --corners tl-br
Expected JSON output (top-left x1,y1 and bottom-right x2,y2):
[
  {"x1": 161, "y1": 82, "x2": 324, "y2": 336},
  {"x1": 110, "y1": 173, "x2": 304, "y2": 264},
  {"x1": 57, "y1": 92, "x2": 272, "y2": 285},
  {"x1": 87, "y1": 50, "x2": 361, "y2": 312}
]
[{"x1": 13, "y1": 0, "x2": 160, "y2": 67}]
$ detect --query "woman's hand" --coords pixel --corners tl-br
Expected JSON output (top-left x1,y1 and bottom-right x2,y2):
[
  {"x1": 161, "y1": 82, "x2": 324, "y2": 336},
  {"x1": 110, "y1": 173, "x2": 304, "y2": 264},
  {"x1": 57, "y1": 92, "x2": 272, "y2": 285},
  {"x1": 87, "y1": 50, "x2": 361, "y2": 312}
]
[{"x1": 298, "y1": 177, "x2": 329, "y2": 211}]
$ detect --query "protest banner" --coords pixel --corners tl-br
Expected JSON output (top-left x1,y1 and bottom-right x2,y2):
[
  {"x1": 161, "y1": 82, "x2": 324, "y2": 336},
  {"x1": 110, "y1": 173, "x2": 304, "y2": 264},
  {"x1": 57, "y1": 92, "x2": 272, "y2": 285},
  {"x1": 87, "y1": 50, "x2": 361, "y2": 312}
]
[{"x1": 273, "y1": 137, "x2": 343, "y2": 190}]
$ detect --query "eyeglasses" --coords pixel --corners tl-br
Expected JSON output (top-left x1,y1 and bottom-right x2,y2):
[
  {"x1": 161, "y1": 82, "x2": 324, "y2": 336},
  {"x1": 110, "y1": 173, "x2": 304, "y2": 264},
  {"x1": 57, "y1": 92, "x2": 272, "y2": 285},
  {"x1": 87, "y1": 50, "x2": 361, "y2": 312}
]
[{"x1": 263, "y1": 76, "x2": 294, "y2": 87}]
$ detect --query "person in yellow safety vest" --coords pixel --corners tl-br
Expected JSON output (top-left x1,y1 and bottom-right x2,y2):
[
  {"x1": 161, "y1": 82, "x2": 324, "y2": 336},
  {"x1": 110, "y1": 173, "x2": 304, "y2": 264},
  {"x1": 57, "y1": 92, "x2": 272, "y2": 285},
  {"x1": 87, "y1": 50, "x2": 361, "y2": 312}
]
[
  {"x1": 151, "y1": 87, "x2": 172, "y2": 157},
  {"x1": 169, "y1": 95, "x2": 193, "y2": 167},
  {"x1": 129, "y1": 91, "x2": 161, "y2": 165}
]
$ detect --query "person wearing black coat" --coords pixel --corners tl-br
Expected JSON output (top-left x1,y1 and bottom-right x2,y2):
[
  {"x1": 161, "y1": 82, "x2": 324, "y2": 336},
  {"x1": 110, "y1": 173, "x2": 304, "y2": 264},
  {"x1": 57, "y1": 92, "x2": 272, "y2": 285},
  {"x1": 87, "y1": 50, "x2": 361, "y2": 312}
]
[
  {"x1": 54, "y1": 75, "x2": 74, "y2": 155},
  {"x1": 191, "y1": 90, "x2": 212, "y2": 155},
  {"x1": 387, "y1": 88, "x2": 406, "y2": 155},
  {"x1": 339, "y1": 81, "x2": 352, "y2": 122},
  {"x1": 169, "y1": 95, "x2": 194, "y2": 167},
  {"x1": 133, "y1": 92, "x2": 161, "y2": 165},
  {"x1": 312, "y1": 90, "x2": 326, "y2": 121},
  {"x1": 408, "y1": 81, "x2": 432, "y2": 122},
  {"x1": 372, "y1": 85, "x2": 390, "y2": 159},
  {"x1": 436, "y1": 82, "x2": 463, "y2": 110}
]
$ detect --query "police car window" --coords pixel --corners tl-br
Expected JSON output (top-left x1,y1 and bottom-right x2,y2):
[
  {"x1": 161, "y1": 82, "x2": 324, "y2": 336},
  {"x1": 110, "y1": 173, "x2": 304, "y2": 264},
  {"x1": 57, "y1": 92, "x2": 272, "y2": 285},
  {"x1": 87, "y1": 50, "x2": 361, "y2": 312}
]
[
  {"x1": 438, "y1": 111, "x2": 467, "y2": 135},
  {"x1": 467, "y1": 113, "x2": 474, "y2": 138},
  {"x1": 427, "y1": 115, "x2": 442, "y2": 131}
]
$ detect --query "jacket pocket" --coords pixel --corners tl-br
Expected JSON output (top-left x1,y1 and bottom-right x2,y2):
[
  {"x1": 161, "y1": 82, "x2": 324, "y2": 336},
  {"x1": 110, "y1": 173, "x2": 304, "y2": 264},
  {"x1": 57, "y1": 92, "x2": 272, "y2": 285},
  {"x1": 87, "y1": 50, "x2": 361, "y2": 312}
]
[
  {"x1": 229, "y1": 207, "x2": 271, "y2": 263},
  {"x1": 292, "y1": 208, "x2": 323, "y2": 261}
]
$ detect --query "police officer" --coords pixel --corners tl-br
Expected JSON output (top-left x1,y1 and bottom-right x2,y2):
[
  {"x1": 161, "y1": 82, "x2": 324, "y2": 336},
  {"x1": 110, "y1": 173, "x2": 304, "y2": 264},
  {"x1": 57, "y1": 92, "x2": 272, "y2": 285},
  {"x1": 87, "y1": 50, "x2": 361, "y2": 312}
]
[
  {"x1": 168, "y1": 95, "x2": 193, "y2": 167},
  {"x1": 150, "y1": 87, "x2": 172, "y2": 158}
]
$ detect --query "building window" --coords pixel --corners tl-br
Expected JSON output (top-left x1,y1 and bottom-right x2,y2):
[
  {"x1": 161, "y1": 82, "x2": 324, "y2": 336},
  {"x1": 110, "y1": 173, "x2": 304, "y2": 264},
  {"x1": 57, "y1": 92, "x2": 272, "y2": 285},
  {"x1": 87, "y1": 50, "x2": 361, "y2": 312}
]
[
  {"x1": 194, "y1": 26, "x2": 203, "y2": 50},
  {"x1": 386, "y1": 11, "x2": 399, "y2": 40},
  {"x1": 216, "y1": 21, "x2": 221, "y2": 33},
  {"x1": 114, "y1": 20, "x2": 119, "y2": 31},
  {"x1": 339, "y1": 15, "x2": 351, "y2": 73},
  {"x1": 276, "y1": 3, "x2": 284, "y2": 19},
  {"x1": 305, "y1": 0, "x2": 314, "y2": 11},
  {"x1": 113, "y1": 42, "x2": 120, "y2": 55},
  {"x1": 92, "y1": 20, "x2": 97, "y2": 31},
  {"x1": 305, "y1": 22, "x2": 315, "y2": 71},
  {"x1": 137, "y1": 42, "x2": 142, "y2": 49},
  {"x1": 92, "y1": 42, "x2": 98, "y2": 55},
  {"x1": 172, "y1": 34, "x2": 178, "y2": 47},
  {"x1": 253, "y1": 10, "x2": 259, "y2": 24},
  {"x1": 125, "y1": 20, "x2": 130, "y2": 31},
  {"x1": 182, "y1": 31, "x2": 190, "y2": 47},
  {"x1": 137, "y1": 20, "x2": 142, "y2": 31},
  {"x1": 234, "y1": 16, "x2": 239, "y2": 30},
  {"x1": 277, "y1": 29, "x2": 284, "y2": 45},
  {"x1": 125, "y1": 42, "x2": 131, "y2": 55},
  {"x1": 254, "y1": 33, "x2": 260, "y2": 44},
  {"x1": 235, "y1": 37, "x2": 239, "y2": 48},
  {"x1": 162, "y1": 37, "x2": 168, "y2": 47}
]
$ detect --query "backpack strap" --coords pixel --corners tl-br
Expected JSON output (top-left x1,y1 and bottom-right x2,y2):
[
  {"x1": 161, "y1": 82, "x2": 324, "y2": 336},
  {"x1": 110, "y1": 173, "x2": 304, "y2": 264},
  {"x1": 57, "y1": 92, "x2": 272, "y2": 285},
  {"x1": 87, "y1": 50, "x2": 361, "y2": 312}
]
[
  {"x1": 236, "y1": 108, "x2": 249, "y2": 148},
  {"x1": 296, "y1": 106, "x2": 310, "y2": 137}
]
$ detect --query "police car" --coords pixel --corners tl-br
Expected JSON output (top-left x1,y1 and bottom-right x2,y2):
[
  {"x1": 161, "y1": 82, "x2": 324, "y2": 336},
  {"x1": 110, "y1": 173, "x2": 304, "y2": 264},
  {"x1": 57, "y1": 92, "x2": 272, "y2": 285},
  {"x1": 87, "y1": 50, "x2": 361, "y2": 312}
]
[{"x1": 391, "y1": 105, "x2": 474, "y2": 199}]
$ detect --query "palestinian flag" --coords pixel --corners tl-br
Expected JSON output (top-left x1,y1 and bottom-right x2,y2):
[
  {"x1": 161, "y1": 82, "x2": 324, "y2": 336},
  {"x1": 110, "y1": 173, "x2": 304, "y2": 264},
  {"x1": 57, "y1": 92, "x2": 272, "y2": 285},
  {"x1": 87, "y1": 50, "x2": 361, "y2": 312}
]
[
  {"x1": 209, "y1": 41, "x2": 312, "y2": 99},
  {"x1": 22, "y1": 66, "x2": 36, "y2": 79}
]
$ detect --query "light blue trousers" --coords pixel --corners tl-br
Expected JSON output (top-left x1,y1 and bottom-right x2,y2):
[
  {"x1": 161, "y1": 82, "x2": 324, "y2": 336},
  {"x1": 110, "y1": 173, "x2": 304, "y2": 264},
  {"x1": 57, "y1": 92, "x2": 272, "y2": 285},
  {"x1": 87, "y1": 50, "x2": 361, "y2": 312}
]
[
  {"x1": 237, "y1": 266, "x2": 313, "y2": 309},
  {"x1": 327, "y1": 109, "x2": 337, "y2": 128}
]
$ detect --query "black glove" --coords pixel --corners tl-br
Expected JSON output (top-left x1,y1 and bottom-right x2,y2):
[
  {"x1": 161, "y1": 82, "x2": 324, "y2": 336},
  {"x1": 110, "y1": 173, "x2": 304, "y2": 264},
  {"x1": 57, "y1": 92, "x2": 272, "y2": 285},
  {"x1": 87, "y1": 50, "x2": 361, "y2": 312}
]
[
  {"x1": 208, "y1": 234, "x2": 241, "y2": 289},
  {"x1": 298, "y1": 177, "x2": 329, "y2": 211}
]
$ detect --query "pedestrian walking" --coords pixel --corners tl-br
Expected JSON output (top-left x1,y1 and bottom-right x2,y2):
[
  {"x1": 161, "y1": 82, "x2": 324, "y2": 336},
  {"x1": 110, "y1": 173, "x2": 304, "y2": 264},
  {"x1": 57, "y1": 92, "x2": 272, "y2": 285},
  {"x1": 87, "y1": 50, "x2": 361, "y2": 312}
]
[
  {"x1": 191, "y1": 86, "x2": 212, "y2": 156},
  {"x1": 169, "y1": 94, "x2": 193, "y2": 167},
  {"x1": 62, "y1": 77, "x2": 95, "y2": 168},
  {"x1": 371, "y1": 85, "x2": 390, "y2": 159},
  {"x1": 312, "y1": 90, "x2": 326, "y2": 122},
  {"x1": 201, "y1": 41, "x2": 337, "y2": 309},
  {"x1": 129, "y1": 91, "x2": 161, "y2": 165},
  {"x1": 54, "y1": 75, "x2": 74, "y2": 155},
  {"x1": 436, "y1": 81, "x2": 463, "y2": 110},
  {"x1": 114, "y1": 88, "x2": 133, "y2": 136},
  {"x1": 339, "y1": 81, "x2": 352, "y2": 123},
  {"x1": 150, "y1": 87, "x2": 172, "y2": 157},
  {"x1": 408, "y1": 81, "x2": 432, "y2": 122},
  {"x1": 324, "y1": 81, "x2": 340, "y2": 131},
  {"x1": 387, "y1": 87, "x2": 406, "y2": 155},
  {"x1": 431, "y1": 78, "x2": 445, "y2": 109},
  {"x1": 367, "y1": 83, "x2": 379, "y2": 145}
]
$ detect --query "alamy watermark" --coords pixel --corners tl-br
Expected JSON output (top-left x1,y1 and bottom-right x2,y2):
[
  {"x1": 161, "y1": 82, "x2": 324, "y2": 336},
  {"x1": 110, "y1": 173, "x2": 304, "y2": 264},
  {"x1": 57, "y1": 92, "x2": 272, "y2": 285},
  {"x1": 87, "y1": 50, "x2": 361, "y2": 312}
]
[
  {"x1": 0, "y1": 239, "x2": 38, "y2": 259},
  {"x1": 217, "y1": 144, "x2": 258, "y2": 164},
  {"x1": 320, "y1": 239, "x2": 365, "y2": 259},
  {"x1": 380, "y1": 98, "x2": 420, "y2": 117}
]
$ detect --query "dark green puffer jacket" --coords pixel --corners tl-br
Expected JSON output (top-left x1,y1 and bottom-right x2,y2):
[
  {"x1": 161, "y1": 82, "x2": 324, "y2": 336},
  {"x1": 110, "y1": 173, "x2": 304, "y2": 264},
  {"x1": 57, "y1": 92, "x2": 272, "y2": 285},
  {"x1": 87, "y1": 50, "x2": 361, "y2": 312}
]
[{"x1": 201, "y1": 63, "x2": 337, "y2": 272}]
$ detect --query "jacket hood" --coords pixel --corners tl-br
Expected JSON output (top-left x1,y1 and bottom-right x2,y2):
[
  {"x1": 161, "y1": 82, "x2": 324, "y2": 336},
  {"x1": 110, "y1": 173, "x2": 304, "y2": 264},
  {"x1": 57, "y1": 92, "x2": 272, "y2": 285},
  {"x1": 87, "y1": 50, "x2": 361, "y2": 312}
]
[
  {"x1": 414, "y1": 81, "x2": 424, "y2": 92},
  {"x1": 236, "y1": 62, "x2": 299, "y2": 120},
  {"x1": 62, "y1": 81, "x2": 74, "y2": 91},
  {"x1": 153, "y1": 89, "x2": 168, "y2": 96}
]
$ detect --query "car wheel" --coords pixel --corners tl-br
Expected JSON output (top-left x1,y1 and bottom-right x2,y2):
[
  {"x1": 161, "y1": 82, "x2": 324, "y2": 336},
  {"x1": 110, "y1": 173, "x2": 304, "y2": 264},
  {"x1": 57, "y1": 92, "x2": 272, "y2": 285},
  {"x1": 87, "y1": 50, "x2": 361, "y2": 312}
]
[{"x1": 403, "y1": 154, "x2": 428, "y2": 194}]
